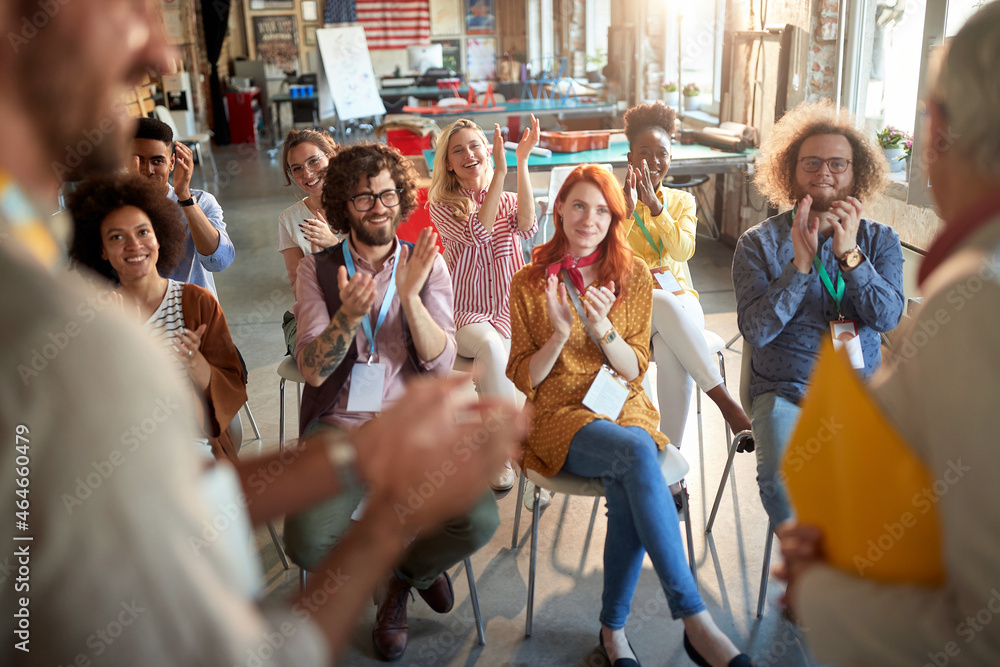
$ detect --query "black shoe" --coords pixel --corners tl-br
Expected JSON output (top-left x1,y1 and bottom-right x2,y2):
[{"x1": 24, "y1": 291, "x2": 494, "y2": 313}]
[
  {"x1": 599, "y1": 629, "x2": 641, "y2": 667},
  {"x1": 673, "y1": 480, "x2": 689, "y2": 513},
  {"x1": 683, "y1": 631, "x2": 755, "y2": 666},
  {"x1": 735, "y1": 430, "x2": 755, "y2": 453}
]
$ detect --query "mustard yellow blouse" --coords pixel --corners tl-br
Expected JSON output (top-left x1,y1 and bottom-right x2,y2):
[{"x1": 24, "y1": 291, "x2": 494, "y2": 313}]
[
  {"x1": 624, "y1": 186, "x2": 699, "y2": 297},
  {"x1": 506, "y1": 257, "x2": 669, "y2": 477}
]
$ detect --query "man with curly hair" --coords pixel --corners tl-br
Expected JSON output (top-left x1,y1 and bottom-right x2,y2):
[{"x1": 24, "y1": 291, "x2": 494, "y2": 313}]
[
  {"x1": 285, "y1": 142, "x2": 499, "y2": 661},
  {"x1": 732, "y1": 100, "x2": 905, "y2": 528},
  {"x1": 778, "y1": 4, "x2": 1000, "y2": 662}
]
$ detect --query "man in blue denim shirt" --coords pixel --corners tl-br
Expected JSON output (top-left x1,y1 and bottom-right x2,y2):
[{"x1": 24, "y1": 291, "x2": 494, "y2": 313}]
[
  {"x1": 132, "y1": 118, "x2": 235, "y2": 299},
  {"x1": 732, "y1": 101, "x2": 905, "y2": 527}
]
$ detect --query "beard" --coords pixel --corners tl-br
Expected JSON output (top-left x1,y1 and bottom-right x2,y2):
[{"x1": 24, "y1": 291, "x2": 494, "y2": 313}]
[
  {"x1": 350, "y1": 208, "x2": 403, "y2": 247},
  {"x1": 792, "y1": 180, "x2": 853, "y2": 212},
  {"x1": 17, "y1": 26, "x2": 139, "y2": 181}
]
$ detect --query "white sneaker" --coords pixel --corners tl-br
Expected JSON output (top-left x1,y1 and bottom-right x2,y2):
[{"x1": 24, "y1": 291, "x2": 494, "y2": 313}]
[
  {"x1": 522, "y1": 480, "x2": 551, "y2": 510},
  {"x1": 490, "y1": 461, "x2": 515, "y2": 491}
]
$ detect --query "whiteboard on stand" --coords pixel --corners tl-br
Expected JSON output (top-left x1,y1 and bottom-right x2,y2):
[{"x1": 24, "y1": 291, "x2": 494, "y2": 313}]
[{"x1": 316, "y1": 26, "x2": 386, "y2": 121}]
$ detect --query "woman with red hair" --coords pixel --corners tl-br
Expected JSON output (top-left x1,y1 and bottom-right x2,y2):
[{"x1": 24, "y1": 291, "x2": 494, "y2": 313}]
[{"x1": 507, "y1": 165, "x2": 751, "y2": 667}]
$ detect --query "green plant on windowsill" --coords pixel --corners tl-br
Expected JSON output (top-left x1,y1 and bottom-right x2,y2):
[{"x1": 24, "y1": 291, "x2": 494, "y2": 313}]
[
  {"x1": 661, "y1": 81, "x2": 678, "y2": 93},
  {"x1": 682, "y1": 82, "x2": 700, "y2": 97}
]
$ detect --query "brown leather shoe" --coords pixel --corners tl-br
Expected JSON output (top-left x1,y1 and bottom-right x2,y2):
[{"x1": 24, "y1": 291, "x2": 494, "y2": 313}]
[
  {"x1": 416, "y1": 571, "x2": 454, "y2": 614},
  {"x1": 373, "y1": 576, "x2": 412, "y2": 661}
]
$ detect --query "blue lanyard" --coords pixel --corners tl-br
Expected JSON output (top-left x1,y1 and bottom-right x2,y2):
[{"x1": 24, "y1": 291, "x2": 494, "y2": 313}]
[{"x1": 342, "y1": 242, "x2": 400, "y2": 362}]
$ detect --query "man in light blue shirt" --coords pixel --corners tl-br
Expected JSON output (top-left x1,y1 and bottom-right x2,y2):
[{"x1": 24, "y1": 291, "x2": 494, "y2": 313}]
[
  {"x1": 732, "y1": 101, "x2": 905, "y2": 528},
  {"x1": 133, "y1": 117, "x2": 234, "y2": 298}
]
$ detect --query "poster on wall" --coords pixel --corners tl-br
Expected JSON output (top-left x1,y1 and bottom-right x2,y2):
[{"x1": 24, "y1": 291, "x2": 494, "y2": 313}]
[
  {"x1": 430, "y1": 0, "x2": 462, "y2": 36},
  {"x1": 465, "y1": 0, "x2": 495, "y2": 34},
  {"x1": 465, "y1": 37, "x2": 496, "y2": 81},
  {"x1": 253, "y1": 15, "x2": 299, "y2": 78},
  {"x1": 250, "y1": 0, "x2": 294, "y2": 9}
]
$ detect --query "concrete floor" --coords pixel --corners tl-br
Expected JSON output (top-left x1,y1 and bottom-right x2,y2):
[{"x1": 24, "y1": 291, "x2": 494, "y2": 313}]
[{"x1": 204, "y1": 143, "x2": 824, "y2": 667}]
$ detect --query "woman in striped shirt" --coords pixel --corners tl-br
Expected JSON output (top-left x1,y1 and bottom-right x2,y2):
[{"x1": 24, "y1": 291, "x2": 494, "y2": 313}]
[
  {"x1": 428, "y1": 116, "x2": 539, "y2": 490},
  {"x1": 68, "y1": 174, "x2": 247, "y2": 463}
]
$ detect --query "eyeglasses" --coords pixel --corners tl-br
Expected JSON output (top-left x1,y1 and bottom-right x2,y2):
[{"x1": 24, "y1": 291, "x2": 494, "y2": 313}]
[
  {"x1": 348, "y1": 189, "x2": 402, "y2": 212},
  {"x1": 798, "y1": 157, "x2": 852, "y2": 174},
  {"x1": 288, "y1": 154, "x2": 328, "y2": 176}
]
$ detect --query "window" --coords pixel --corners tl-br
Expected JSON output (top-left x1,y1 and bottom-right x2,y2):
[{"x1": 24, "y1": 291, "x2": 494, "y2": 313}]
[
  {"x1": 845, "y1": 0, "x2": 984, "y2": 205},
  {"x1": 676, "y1": 0, "x2": 726, "y2": 112}
]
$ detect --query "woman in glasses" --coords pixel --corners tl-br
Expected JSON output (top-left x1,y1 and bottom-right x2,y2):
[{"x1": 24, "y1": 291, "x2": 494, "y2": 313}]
[
  {"x1": 278, "y1": 129, "x2": 342, "y2": 353},
  {"x1": 427, "y1": 117, "x2": 539, "y2": 491},
  {"x1": 621, "y1": 103, "x2": 751, "y2": 483}
]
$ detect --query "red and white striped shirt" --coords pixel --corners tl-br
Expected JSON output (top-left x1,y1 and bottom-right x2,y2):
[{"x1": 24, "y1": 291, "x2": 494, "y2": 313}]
[{"x1": 429, "y1": 189, "x2": 537, "y2": 338}]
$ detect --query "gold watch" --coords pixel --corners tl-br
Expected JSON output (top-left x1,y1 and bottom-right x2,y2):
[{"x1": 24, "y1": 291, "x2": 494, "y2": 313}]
[
  {"x1": 837, "y1": 245, "x2": 863, "y2": 272},
  {"x1": 599, "y1": 326, "x2": 618, "y2": 345}
]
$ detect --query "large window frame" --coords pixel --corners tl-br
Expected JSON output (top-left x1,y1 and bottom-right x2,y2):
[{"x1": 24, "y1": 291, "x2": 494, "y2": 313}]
[{"x1": 843, "y1": 0, "x2": 949, "y2": 207}]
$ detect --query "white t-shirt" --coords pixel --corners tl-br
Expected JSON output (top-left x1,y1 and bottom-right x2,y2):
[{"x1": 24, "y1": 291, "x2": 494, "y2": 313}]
[{"x1": 277, "y1": 198, "x2": 320, "y2": 255}]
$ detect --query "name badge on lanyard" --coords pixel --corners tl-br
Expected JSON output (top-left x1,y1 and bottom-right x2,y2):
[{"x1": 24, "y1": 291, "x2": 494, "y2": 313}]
[
  {"x1": 342, "y1": 242, "x2": 400, "y2": 412},
  {"x1": 813, "y1": 255, "x2": 864, "y2": 370},
  {"x1": 582, "y1": 364, "x2": 630, "y2": 420},
  {"x1": 561, "y1": 273, "x2": 631, "y2": 421}
]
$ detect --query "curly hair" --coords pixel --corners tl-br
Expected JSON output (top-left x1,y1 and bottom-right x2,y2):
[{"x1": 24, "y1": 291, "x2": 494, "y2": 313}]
[
  {"x1": 280, "y1": 128, "x2": 338, "y2": 186},
  {"x1": 623, "y1": 102, "x2": 677, "y2": 144},
  {"x1": 527, "y1": 165, "x2": 634, "y2": 308},
  {"x1": 753, "y1": 100, "x2": 887, "y2": 207},
  {"x1": 67, "y1": 174, "x2": 186, "y2": 285},
  {"x1": 427, "y1": 118, "x2": 491, "y2": 223},
  {"x1": 321, "y1": 143, "x2": 420, "y2": 235}
]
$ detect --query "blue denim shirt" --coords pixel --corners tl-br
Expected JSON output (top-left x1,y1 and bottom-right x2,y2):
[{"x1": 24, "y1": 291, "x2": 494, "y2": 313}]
[
  {"x1": 732, "y1": 210, "x2": 905, "y2": 404},
  {"x1": 166, "y1": 184, "x2": 235, "y2": 298}
]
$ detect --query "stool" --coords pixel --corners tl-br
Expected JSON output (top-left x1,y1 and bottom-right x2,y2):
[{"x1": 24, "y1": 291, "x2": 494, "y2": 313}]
[
  {"x1": 277, "y1": 356, "x2": 305, "y2": 452},
  {"x1": 663, "y1": 174, "x2": 718, "y2": 240}
]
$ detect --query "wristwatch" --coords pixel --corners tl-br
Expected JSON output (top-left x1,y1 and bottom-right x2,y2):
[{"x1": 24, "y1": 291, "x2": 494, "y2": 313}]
[
  {"x1": 837, "y1": 245, "x2": 863, "y2": 272},
  {"x1": 178, "y1": 196, "x2": 196, "y2": 207},
  {"x1": 599, "y1": 326, "x2": 618, "y2": 345}
]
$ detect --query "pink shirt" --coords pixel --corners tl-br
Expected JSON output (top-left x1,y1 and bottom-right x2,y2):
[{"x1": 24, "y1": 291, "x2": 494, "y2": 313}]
[
  {"x1": 293, "y1": 236, "x2": 457, "y2": 431},
  {"x1": 429, "y1": 189, "x2": 537, "y2": 338}
]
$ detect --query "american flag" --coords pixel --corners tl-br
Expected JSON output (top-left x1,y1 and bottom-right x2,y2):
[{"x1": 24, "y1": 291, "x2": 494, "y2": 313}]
[{"x1": 324, "y1": 0, "x2": 431, "y2": 50}]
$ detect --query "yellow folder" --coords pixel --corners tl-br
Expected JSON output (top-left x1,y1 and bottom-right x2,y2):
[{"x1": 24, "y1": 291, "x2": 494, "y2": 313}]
[{"x1": 781, "y1": 339, "x2": 945, "y2": 586}]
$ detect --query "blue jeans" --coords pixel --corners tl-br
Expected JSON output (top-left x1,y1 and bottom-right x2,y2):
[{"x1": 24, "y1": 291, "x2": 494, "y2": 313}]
[
  {"x1": 562, "y1": 420, "x2": 705, "y2": 628},
  {"x1": 750, "y1": 391, "x2": 802, "y2": 526}
]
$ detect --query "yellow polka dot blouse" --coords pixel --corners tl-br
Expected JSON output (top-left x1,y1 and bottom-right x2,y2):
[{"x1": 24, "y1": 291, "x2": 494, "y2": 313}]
[{"x1": 506, "y1": 256, "x2": 669, "y2": 477}]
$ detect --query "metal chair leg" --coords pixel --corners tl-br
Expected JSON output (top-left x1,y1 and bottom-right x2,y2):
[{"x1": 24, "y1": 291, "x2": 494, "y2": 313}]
[
  {"x1": 680, "y1": 480, "x2": 697, "y2": 585},
  {"x1": 464, "y1": 557, "x2": 486, "y2": 646},
  {"x1": 511, "y1": 472, "x2": 527, "y2": 549},
  {"x1": 757, "y1": 521, "x2": 774, "y2": 618},
  {"x1": 300, "y1": 568, "x2": 307, "y2": 593},
  {"x1": 242, "y1": 402, "x2": 261, "y2": 441},
  {"x1": 267, "y1": 521, "x2": 289, "y2": 570},
  {"x1": 706, "y1": 434, "x2": 742, "y2": 533},
  {"x1": 526, "y1": 484, "x2": 540, "y2": 637},
  {"x1": 279, "y1": 377, "x2": 286, "y2": 451}
]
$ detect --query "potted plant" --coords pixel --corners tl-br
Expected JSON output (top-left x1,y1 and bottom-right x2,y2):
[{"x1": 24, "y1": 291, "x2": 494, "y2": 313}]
[
  {"x1": 902, "y1": 137, "x2": 913, "y2": 179},
  {"x1": 662, "y1": 81, "x2": 679, "y2": 108},
  {"x1": 586, "y1": 48, "x2": 607, "y2": 84},
  {"x1": 876, "y1": 125, "x2": 910, "y2": 173},
  {"x1": 682, "y1": 82, "x2": 701, "y2": 111}
]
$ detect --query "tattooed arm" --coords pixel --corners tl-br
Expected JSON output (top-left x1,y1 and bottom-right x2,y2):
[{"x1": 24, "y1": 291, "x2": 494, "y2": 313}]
[{"x1": 299, "y1": 265, "x2": 377, "y2": 387}]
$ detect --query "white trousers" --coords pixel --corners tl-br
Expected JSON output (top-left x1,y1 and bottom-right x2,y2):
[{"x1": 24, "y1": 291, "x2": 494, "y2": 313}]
[
  {"x1": 455, "y1": 321, "x2": 515, "y2": 402},
  {"x1": 650, "y1": 289, "x2": 724, "y2": 445}
]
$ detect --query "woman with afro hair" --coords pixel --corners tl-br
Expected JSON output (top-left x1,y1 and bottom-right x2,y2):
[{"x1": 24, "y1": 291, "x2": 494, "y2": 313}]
[
  {"x1": 622, "y1": 102, "x2": 752, "y2": 464},
  {"x1": 68, "y1": 173, "x2": 247, "y2": 463}
]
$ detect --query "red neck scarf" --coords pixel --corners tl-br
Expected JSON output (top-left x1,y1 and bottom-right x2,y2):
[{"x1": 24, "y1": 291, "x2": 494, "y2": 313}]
[
  {"x1": 918, "y1": 193, "x2": 1000, "y2": 287},
  {"x1": 547, "y1": 247, "x2": 603, "y2": 293}
]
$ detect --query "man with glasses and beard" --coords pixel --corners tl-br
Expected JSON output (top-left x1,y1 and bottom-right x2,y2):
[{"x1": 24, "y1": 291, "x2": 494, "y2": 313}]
[
  {"x1": 732, "y1": 101, "x2": 905, "y2": 530},
  {"x1": 285, "y1": 142, "x2": 499, "y2": 662}
]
